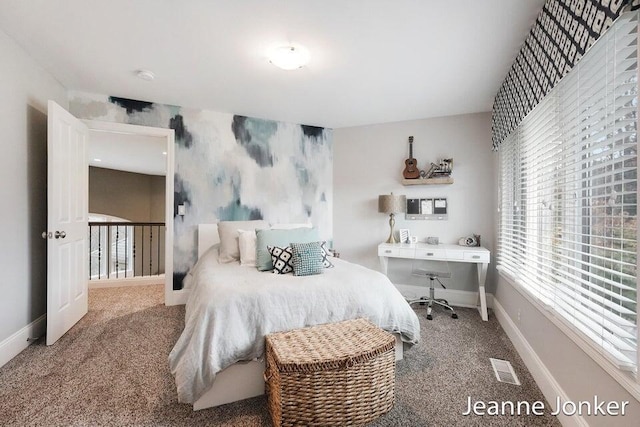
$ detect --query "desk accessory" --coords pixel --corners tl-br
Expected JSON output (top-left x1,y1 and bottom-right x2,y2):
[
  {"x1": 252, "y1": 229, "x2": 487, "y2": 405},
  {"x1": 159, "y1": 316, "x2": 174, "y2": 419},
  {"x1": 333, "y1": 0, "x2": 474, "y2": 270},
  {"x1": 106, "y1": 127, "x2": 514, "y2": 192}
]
[
  {"x1": 402, "y1": 136, "x2": 420, "y2": 179},
  {"x1": 399, "y1": 229, "x2": 410, "y2": 244},
  {"x1": 405, "y1": 198, "x2": 448, "y2": 220},
  {"x1": 458, "y1": 234, "x2": 481, "y2": 247},
  {"x1": 378, "y1": 193, "x2": 407, "y2": 243}
]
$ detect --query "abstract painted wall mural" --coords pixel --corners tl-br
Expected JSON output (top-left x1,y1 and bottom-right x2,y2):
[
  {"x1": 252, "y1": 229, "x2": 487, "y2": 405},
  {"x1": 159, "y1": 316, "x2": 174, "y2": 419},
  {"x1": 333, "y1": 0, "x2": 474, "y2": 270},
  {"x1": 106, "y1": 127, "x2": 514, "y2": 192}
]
[{"x1": 69, "y1": 91, "x2": 333, "y2": 289}]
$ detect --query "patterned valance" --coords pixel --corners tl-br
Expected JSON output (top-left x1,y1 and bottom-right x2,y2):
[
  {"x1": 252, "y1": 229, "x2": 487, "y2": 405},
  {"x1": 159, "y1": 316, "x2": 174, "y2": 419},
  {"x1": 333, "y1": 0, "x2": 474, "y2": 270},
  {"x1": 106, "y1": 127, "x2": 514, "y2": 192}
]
[{"x1": 491, "y1": 0, "x2": 640, "y2": 150}]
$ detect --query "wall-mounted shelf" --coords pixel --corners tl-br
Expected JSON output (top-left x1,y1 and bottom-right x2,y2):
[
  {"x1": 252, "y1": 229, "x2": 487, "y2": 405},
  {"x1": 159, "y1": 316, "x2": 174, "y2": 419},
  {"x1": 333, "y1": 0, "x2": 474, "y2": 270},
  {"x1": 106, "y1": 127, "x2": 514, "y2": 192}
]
[{"x1": 402, "y1": 177, "x2": 453, "y2": 186}]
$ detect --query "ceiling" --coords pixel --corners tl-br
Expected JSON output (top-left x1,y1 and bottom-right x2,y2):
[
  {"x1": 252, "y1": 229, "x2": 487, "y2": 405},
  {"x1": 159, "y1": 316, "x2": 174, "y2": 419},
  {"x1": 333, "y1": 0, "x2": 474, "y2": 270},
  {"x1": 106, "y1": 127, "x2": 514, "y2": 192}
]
[
  {"x1": 89, "y1": 130, "x2": 167, "y2": 176},
  {"x1": 0, "y1": 0, "x2": 544, "y2": 128}
]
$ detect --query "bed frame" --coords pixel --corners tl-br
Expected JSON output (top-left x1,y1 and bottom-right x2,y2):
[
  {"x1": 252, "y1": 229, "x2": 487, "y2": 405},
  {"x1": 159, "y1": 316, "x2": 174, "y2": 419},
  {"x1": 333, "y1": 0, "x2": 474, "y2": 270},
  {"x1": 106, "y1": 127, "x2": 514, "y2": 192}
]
[{"x1": 191, "y1": 224, "x2": 404, "y2": 410}]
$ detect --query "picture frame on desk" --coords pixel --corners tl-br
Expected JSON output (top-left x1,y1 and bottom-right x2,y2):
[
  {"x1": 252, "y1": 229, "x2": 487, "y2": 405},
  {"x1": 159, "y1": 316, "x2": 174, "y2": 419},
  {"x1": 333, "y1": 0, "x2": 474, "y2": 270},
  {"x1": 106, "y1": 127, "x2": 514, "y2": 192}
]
[{"x1": 399, "y1": 229, "x2": 410, "y2": 244}]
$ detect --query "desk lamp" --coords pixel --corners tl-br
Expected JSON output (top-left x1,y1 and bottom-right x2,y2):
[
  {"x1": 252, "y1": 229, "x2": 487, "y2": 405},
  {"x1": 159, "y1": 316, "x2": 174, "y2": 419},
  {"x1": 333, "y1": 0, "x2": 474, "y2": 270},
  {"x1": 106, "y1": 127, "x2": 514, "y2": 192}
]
[{"x1": 378, "y1": 193, "x2": 406, "y2": 244}]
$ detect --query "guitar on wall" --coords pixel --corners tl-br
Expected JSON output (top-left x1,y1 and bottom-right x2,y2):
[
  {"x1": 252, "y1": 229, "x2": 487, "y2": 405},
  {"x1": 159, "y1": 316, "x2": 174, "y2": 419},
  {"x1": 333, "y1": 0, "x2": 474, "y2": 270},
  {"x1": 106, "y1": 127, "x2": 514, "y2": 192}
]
[{"x1": 402, "y1": 136, "x2": 420, "y2": 179}]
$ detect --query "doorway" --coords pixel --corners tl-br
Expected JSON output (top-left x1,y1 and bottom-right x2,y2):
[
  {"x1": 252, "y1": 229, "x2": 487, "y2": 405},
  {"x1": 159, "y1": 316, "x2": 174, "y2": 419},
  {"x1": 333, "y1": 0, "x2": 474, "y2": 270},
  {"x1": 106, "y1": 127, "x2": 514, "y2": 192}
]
[
  {"x1": 87, "y1": 132, "x2": 167, "y2": 288},
  {"x1": 46, "y1": 102, "x2": 176, "y2": 346},
  {"x1": 83, "y1": 120, "x2": 175, "y2": 305}
]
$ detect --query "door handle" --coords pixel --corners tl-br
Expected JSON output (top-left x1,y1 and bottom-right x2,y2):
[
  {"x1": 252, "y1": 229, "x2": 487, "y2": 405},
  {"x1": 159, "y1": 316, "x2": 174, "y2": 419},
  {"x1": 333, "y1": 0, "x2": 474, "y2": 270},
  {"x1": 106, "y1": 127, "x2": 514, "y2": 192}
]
[
  {"x1": 42, "y1": 231, "x2": 52, "y2": 239},
  {"x1": 54, "y1": 231, "x2": 66, "y2": 239}
]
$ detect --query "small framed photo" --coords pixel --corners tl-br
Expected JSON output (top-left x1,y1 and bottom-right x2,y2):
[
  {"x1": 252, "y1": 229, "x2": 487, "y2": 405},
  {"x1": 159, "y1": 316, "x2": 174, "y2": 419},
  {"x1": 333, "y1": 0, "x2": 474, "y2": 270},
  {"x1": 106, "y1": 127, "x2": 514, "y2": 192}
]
[{"x1": 399, "y1": 229, "x2": 410, "y2": 244}]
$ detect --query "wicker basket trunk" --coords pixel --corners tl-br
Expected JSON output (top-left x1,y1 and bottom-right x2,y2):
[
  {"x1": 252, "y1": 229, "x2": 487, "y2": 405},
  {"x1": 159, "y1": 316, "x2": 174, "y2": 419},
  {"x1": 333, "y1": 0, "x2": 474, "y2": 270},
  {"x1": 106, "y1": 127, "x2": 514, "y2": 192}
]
[{"x1": 265, "y1": 318, "x2": 396, "y2": 427}]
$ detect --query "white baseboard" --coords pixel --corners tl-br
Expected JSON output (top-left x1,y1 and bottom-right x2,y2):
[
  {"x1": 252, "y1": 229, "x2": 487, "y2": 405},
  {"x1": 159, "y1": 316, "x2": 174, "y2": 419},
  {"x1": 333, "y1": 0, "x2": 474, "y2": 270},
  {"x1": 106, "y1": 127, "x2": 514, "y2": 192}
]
[
  {"x1": 0, "y1": 314, "x2": 46, "y2": 369},
  {"x1": 89, "y1": 275, "x2": 165, "y2": 289},
  {"x1": 166, "y1": 288, "x2": 190, "y2": 306},
  {"x1": 493, "y1": 299, "x2": 588, "y2": 427},
  {"x1": 395, "y1": 283, "x2": 494, "y2": 310}
]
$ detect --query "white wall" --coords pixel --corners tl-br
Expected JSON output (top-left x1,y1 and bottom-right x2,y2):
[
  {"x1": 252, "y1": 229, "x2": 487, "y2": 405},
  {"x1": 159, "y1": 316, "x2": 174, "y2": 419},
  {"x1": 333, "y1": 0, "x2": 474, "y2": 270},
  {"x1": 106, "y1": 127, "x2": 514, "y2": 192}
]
[
  {"x1": 0, "y1": 29, "x2": 67, "y2": 344},
  {"x1": 333, "y1": 112, "x2": 496, "y2": 297},
  {"x1": 495, "y1": 277, "x2": 640, "y2": 425}
]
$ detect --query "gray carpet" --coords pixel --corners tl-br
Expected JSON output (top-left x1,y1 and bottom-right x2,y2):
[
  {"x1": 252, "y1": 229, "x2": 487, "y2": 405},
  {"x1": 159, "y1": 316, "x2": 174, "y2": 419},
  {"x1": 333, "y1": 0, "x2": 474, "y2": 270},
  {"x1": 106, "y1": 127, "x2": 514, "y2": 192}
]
[{"x1": 0, "y1": 285, "x2": 560, "y2": 426}]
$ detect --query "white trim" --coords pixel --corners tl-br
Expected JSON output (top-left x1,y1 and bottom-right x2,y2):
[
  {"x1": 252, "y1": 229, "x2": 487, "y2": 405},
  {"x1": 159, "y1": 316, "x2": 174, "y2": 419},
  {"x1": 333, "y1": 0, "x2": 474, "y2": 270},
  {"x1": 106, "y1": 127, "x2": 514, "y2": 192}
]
[
  {"x1": 498, "y1": 270, "x2": 640, "y2": 402},
  {"x1": 493, "y1": 300, "x2": 588, "y2": 427},
  {"x1": 84, "y1": 120, "x2": 175, "y2": 307},
  {"x1": 167, "y1": 288, "x2": 190, "y2": 306},
  {"x1": 88, "y1": 275, "x2": 165, "y2": 289},
  {"x1": 0, "y1": 315, "x2": 46, "y2": 368},
  {"x1": 395, "y1": 283, "x2": 494, "y2": 310},
  {"x1": 82, "y1": 119, "x2": 175, "y2": 137}
]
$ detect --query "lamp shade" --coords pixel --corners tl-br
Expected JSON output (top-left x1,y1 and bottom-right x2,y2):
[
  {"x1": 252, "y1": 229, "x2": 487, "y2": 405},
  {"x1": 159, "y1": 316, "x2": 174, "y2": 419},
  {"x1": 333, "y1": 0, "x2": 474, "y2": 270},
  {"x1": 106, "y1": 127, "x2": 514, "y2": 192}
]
[{"x1": 378, "y1": 194, "x2": 406, "y2": 214}]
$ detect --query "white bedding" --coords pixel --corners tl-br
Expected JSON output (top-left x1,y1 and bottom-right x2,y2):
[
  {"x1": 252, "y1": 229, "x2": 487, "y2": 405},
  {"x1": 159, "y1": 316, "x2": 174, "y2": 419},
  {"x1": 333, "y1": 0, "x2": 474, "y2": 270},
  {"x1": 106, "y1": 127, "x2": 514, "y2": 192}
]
[{"x1": 168, "y1": 247, "x2": 421, "y2": 404}]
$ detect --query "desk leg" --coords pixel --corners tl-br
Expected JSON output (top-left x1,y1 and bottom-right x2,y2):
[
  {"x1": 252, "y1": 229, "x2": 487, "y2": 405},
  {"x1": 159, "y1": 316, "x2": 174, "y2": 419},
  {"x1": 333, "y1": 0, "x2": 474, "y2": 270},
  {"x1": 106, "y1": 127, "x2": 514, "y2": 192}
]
[
  {"x1": 379, "y1": 256, "x2": 389, "y2": 276},
  {"x1": 476, "y1": 263, "x2": 488, "y2": 321}
]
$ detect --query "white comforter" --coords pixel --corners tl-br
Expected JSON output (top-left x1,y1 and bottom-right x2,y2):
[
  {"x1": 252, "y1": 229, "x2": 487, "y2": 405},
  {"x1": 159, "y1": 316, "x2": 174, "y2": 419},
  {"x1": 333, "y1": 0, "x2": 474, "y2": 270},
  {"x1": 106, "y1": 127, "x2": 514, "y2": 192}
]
[{"x1": 168, "y1": 247, "x2": 421, "y2": 404}]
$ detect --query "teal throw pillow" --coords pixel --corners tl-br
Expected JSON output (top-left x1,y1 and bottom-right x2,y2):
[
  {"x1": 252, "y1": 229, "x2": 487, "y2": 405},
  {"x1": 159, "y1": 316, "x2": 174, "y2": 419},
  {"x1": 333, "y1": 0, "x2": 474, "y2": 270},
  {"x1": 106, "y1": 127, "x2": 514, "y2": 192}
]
[
  {"x1": 291, "y1": 242, "x2": 324, "y2": 276},
  {"x1": 256, "y1": 227, "x2": 319, "y2": 271}
]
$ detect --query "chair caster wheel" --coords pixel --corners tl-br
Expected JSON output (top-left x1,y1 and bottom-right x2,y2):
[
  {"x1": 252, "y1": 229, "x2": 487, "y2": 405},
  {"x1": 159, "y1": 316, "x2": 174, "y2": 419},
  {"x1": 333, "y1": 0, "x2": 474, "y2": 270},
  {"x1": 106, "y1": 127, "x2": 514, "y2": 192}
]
[
  {"x1": 452, "y1": 313, "x2": 458, "y2": 319},
  {"x1": 427, "y1": 314, "x2": 433, "y2": 320}
]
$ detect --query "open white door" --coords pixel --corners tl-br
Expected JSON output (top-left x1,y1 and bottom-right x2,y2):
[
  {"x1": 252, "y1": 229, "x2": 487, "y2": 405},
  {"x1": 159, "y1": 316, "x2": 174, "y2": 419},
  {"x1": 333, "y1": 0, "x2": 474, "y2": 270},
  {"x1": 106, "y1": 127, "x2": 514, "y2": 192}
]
[{"x1": 46, "y1": 101, "x2": 89, "y2": 345}]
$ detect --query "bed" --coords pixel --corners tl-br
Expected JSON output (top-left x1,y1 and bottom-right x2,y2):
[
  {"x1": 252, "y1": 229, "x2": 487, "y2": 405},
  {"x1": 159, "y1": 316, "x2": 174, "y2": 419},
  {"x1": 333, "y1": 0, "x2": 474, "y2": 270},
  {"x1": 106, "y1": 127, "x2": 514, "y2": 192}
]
[{"x1": 169, "y1": 224, "x2": 421, "y2": 409}]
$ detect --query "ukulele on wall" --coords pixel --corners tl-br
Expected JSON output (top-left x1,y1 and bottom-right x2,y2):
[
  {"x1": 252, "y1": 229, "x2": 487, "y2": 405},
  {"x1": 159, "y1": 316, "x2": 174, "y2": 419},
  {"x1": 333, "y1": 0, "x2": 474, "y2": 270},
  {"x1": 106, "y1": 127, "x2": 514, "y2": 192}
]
[{"x1": 402, "y1": 136, "x2": 420, "y2": 179}]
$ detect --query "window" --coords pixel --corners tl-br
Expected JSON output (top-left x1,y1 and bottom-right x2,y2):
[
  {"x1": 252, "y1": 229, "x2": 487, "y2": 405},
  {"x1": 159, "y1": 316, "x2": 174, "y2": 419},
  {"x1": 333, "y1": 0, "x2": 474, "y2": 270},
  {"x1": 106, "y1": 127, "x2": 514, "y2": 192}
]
[{"x1": 498, "y1": 12, "x2": 639, "y2": 374}]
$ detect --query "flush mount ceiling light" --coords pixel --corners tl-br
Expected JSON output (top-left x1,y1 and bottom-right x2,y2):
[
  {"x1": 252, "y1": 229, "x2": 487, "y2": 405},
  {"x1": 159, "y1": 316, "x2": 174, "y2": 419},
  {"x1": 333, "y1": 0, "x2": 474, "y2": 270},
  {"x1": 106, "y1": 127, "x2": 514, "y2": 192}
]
[
  {"x1": 135, "y1": 69, "x2": 155, "y2": 81},
  {"x1": 268, "y1": 45, "x2": 310, "y2": 70}
]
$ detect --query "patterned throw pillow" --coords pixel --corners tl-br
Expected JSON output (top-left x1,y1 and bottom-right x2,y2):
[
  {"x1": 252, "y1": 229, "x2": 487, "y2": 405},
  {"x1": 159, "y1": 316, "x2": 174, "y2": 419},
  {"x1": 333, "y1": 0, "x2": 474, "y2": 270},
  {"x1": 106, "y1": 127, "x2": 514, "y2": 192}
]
[
  {"x1": 268, "y1": 245, "x2": 293, "y2": 274},
  {"x1": 319, "y1": 241, "x2": 334, "y2": 269},
  {"x1": 290, "y1": 242, "x2": 324, "y2": 276}
]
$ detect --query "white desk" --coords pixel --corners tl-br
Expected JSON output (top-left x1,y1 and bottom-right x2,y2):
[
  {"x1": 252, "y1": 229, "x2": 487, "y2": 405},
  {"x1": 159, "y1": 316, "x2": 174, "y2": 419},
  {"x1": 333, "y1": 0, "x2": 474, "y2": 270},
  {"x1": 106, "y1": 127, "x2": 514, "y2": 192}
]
[{"x1": 378, "y1": 243, "x2": 491, "y2": 321}]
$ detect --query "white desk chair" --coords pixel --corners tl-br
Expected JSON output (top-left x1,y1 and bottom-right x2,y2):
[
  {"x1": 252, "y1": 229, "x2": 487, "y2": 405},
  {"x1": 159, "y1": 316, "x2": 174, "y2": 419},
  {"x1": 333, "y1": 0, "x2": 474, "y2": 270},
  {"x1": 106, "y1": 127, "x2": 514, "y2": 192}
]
[{"x1": 408, "y1": 257, "x2": 458, "y2": 320}]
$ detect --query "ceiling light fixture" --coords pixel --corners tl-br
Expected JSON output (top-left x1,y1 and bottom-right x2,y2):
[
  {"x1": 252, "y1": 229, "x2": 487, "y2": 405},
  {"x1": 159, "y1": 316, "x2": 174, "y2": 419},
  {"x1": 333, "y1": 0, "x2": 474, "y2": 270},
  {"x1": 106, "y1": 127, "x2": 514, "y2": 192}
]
[
  {"x1": 136, "y1": 69, "x2": 155, "y2": 81},
  {"x1": 268, "y1": 45, "x2": 310, "y2": 70},
  {"x1": 93, "y1": 158, "x2": 102, "y2": 162}
]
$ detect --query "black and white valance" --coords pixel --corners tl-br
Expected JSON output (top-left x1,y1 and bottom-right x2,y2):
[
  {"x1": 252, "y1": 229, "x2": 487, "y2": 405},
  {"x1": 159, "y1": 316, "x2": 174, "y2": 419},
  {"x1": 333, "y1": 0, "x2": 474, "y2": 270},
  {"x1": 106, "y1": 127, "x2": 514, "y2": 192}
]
[{"x1": 491, "y1": 0, "x2": 640, "y2": 150}]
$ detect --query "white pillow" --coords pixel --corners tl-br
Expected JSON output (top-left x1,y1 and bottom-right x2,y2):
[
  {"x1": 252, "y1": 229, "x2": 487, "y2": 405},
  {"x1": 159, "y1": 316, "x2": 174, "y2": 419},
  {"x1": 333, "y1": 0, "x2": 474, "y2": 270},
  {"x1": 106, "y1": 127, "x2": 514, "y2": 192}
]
[
  {"x1": 238, "y1": 229, "x2": 257, "y2": 267},
  {"x1": 270, "y1": 222, "x2": 312, "y2": 229}
]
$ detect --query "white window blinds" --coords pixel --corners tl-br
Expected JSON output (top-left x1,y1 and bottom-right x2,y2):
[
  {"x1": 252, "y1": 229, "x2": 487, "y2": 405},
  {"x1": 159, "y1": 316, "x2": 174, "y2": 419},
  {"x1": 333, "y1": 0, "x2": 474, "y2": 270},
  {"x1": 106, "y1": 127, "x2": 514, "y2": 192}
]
[{"x1": 498, "y1": 11, "x2": 639, "y2": 372}]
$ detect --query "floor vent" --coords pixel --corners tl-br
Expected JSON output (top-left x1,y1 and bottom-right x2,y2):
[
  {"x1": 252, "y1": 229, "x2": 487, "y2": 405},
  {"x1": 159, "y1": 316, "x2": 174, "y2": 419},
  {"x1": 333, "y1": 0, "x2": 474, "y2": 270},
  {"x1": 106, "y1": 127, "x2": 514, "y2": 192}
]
[{"x1": 490, "y1": 358, "x2": 521, "y2": 385}]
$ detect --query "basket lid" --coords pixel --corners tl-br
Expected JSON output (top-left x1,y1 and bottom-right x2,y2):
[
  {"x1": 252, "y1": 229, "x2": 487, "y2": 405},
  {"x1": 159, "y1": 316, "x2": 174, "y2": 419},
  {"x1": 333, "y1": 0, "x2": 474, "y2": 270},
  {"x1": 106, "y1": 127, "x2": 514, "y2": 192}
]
[{"x1": 265, "y1": 318, "x2": 395, "y2": 373}]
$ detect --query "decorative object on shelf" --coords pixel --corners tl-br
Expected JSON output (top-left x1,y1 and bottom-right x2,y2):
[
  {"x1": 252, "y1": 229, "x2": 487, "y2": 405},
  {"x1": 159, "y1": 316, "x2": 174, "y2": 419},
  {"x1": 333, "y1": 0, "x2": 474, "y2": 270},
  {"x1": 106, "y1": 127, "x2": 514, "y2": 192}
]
[
  {"x1": 429, "y1": 158, "x2": 453, "y2": 177},
  {"x1": 409, "y1": 236, "x2": 418, "y2": 244},
  {"x1": 401, "y1": 156, "x2": 454, "y2": 186},
  {"x1": 399, "y1": 229, "x2": 410, "y2": 244},
  {"x1": 424, "y1": 162, "x2": 438, "y2": 178},
  {"x1": 426, "y1": 236, "x2": 439, "y2": 245},
  {"x1": 378, "y1": 193, "x2": 407, "y2": 243},
  {"x1": 402, "y1": 136, "x2": 420, "y2": 179},
  {"x1": 458, "y1": 234, "x2": 481, "y2": 247}
]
